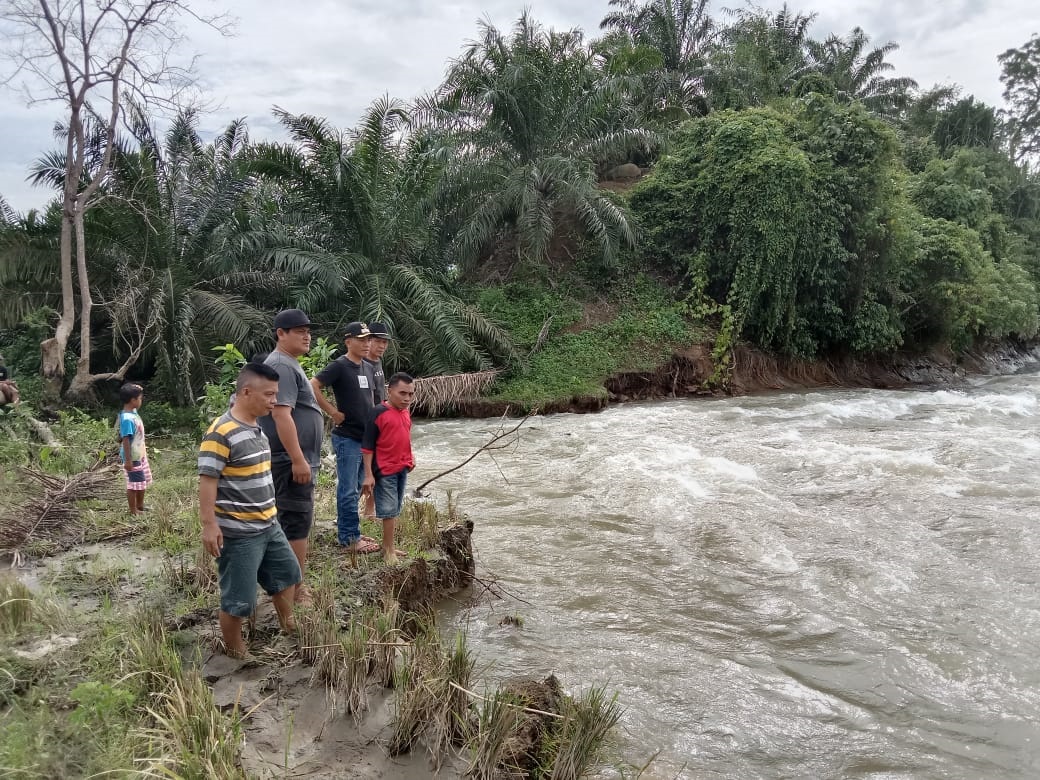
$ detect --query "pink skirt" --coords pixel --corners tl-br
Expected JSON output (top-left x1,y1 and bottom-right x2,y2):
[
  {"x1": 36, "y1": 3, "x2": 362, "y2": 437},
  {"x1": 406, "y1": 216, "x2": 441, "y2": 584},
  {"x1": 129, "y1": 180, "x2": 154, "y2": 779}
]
[{"x1": 125, "y1": 456, "x2": 153, "y2": 491}]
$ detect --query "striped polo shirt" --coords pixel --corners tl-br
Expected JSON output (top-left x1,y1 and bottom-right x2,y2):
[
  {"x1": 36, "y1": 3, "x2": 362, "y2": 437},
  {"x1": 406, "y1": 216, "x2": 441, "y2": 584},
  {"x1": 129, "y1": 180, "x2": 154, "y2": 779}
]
[{"x1": 198, "y1": 412, "x2": 277, "y2": 536}]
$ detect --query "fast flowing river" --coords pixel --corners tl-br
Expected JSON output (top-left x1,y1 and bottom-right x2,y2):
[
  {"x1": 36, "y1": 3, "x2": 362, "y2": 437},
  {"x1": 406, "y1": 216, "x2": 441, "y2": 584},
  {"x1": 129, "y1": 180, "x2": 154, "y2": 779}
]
[{"x1": 414, "y1": 366, "x2": 1040, "y2": 779}]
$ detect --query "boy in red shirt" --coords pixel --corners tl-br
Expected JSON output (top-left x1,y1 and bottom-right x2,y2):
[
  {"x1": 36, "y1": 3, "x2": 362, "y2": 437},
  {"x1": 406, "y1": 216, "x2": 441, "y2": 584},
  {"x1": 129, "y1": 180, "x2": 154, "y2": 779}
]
[{"x1": 361, "y1": 373, "x2": 415, "y2": 564}]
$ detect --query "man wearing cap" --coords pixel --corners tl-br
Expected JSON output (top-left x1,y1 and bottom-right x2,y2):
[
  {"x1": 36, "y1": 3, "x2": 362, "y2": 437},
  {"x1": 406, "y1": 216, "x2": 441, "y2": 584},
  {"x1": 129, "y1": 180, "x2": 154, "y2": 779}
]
[
  {"x1": 310, "y1": 321, "x2": 379, "y2": 555},
  {"x1": 364, "y1": 322, "x2": 393, "y2": 404},
  {"x1": 258, "y1": 309, "x2": 324, "y2": 603},
  {"x1": 361, "y1": 322, "x2": 393, "y2": 519}
]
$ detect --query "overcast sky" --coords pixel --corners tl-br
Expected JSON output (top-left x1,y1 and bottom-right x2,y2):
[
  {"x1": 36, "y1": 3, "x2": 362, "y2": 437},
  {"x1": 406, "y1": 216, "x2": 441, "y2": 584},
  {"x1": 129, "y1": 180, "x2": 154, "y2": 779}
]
[{"x1": 0, "y1": 0, "x2": 1035, "y2": 213}]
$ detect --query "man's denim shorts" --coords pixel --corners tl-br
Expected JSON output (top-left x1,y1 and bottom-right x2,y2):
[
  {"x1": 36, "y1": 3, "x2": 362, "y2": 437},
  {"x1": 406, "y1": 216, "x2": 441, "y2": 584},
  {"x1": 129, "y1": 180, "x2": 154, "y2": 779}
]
[
  {"x1": 216, "y1": 523, "x2": 302, "y2": 618},
  {"x1": 374, "y1": 469, "x2": 409, "y2": 520}
]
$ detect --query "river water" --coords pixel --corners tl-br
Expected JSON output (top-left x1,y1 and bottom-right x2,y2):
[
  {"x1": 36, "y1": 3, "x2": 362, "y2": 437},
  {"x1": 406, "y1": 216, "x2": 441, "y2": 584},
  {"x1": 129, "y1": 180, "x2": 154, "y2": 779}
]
[{"x1": 414, "y1": 367, "x2": 1040, "y2": 779}]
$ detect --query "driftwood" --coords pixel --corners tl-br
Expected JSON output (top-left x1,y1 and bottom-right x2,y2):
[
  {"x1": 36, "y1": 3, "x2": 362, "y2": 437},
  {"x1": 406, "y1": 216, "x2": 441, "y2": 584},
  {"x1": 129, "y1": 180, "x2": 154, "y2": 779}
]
[
  {"x1": 412, "y1": 410, "x2": 535, "y2": 498},
  {"x1": 411, "y1": 370, "x2": 501, "y2": 417},
  {"x1": 1, "y1": 461, "x2": 119, "y2": 564}
]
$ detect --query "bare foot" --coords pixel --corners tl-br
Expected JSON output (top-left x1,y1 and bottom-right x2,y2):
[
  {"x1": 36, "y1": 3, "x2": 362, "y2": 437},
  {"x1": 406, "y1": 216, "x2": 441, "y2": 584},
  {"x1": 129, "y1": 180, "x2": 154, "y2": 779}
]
[
  {"x1": 294, "y1": 584, "x2": 314, "y2": 606},
  {"x1": 382, "y1": 550, "x2": 399, "y2": 565}
]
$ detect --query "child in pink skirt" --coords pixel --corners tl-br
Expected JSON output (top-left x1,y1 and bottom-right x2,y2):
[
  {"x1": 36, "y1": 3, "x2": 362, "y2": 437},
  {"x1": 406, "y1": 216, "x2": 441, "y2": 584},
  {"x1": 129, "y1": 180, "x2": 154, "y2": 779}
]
[{"x1": 117, "y1": 383, "x2": 152, "y2": 514}]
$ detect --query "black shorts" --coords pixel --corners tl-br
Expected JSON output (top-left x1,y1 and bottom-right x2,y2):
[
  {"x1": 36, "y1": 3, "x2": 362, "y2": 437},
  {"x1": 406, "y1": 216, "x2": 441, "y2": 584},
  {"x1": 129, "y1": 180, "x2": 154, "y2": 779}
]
[{"x1": 270, "y1": 459, "x2": 315, "y2": 541}]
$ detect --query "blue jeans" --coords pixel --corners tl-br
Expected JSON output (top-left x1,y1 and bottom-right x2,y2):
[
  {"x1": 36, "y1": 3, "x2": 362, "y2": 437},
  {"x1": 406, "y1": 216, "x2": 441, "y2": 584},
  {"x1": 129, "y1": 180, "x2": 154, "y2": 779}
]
[{"x1": 332, "y1": 434, "x2": 364, "y2": 546}]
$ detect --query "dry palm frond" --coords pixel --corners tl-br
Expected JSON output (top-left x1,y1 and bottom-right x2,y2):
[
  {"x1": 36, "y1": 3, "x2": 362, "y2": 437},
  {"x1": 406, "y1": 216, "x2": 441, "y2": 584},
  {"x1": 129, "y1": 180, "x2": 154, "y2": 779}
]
[
  {"x1": 411, "y1": 369, "x2": 500, "y2": 417},
  {"x1": 0, "y1": 462, "x2": 119, "y2": 562}
]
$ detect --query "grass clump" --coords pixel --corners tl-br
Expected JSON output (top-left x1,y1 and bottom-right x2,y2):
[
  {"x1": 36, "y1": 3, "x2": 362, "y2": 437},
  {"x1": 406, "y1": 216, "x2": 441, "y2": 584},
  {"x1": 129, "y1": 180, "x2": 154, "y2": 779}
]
[
  {"x1": 0, "y1": 577, "x2": 34, "y2": 634},
  {"x1": 388, "y1": 618, "x2": 476, "y2": 764},
  {"x1": 365, "y1": 597, "x2": 401, "y2": 688},
  {"x1": 466, "y1": 690, "x2": 522, "y2": 780},
  {"x1": 339, "y1": 614, "x2": 372, "y2": 723},
  {"x1": 546, "y1": 685, "x2": 624, "y2": 779}
]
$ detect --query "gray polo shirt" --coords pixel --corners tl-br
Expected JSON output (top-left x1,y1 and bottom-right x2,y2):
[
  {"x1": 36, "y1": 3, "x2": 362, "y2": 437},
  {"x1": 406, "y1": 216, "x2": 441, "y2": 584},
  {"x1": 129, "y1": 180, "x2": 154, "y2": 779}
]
[{"x1": 258, "y1": 350, "x2": 324, "y2": 467}]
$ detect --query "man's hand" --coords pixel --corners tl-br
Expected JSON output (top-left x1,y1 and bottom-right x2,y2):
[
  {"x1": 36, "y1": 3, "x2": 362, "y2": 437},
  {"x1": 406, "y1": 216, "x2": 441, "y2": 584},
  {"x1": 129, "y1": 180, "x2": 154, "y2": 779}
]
[
  {"x1": 202, "y1": 522, "x2": 223, "y2": 558},
  {"x1": 362, "y1": 474, "x2": 375, "y2": 495},
  {"x1": 331, "y1": 410, "x2": 345, "y2": 425},
  {"x1": 292, "y1": 459, "x2": 312, "y2": 484}
]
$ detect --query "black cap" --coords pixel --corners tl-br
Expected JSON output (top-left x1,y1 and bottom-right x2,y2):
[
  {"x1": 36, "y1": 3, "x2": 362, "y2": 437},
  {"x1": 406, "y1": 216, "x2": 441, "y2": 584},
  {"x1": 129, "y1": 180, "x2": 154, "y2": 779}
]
[
  {"x1": 367, "y1": 322, "x2": 393, "y2": 339},
  {"x1": 343, "y1": 321, "x2": 371, "y2": 339},
  {"x1": 273, "y1": 309, "x2": 312, "y2": 331}
]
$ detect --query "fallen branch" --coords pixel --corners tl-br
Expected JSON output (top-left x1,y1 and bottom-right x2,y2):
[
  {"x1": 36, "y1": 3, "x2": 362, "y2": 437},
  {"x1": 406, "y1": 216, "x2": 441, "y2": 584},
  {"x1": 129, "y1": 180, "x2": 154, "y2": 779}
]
[
  {"x1": 412, "y1": 409, "x2": 536, "y2": 497},
  {"x1": 1, "y1": 460, "x2": 119, "y2": 558}
]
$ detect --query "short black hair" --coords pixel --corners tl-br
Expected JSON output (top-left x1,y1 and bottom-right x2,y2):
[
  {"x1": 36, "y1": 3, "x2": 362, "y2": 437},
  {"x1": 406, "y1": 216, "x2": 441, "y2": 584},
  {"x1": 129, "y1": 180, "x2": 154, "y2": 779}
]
[
  {"x1": 387, "y1": 372, "x2": 414, "y2": 387},
  {"x1": 236, "y1": 361, "x2": 280, "y2": 391},
  {"x1": 118, "y1": 383, "x2": 143, "y2": 403},
  {"x1": 249, "y1": 351, "x2": 270, "y2": 364}
]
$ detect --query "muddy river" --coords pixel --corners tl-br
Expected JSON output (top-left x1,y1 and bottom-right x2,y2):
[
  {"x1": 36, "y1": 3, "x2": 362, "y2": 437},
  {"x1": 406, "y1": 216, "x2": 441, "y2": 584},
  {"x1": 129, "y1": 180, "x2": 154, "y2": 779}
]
[{"x1": 414, "y1": 366, "x2": 1040, "y2": 778}]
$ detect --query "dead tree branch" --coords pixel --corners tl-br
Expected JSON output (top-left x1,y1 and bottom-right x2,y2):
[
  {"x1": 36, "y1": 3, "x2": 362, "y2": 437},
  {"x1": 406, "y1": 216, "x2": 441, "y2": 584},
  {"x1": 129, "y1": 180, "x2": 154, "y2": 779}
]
[{"x1": 412, "y1": 409, "x2": 536, "y2": 497}]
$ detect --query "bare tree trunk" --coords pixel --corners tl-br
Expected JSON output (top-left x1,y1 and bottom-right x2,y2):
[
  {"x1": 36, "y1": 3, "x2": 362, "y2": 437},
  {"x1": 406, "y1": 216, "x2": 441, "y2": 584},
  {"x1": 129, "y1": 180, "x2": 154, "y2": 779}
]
[
  {"x1": 40, "y1": 194, "x2": 78, "y2": 404},
  {"x1": 66, "y1": 204, "x2": 98, "y2": 404},
  {"x1": 4, "y1": 0, "x2": 230, "y2": 404}
]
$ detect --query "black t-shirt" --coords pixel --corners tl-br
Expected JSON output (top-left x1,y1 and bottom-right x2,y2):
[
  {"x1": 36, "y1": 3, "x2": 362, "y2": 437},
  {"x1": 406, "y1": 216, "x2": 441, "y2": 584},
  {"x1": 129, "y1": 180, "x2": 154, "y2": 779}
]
[
  {"x1": 316, "y1": 356, "x2": 374, "y2": 441},
  {"x1": 0, "y1": 366, "x2": 8, "y2": 381}
]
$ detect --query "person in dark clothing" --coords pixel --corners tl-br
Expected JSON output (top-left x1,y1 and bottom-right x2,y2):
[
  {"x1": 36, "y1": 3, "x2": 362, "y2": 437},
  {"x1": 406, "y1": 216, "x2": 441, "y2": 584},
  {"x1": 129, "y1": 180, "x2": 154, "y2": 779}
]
[
  {"x1": 361, "y1": 322, "x2": 393, "y2": 519},
  {"x1": 364, "y1": 322, "x2": 392, "y2": 404},
  {"x1": 362, "y1": 372, "x2": 415, "y2": 565},
  {"x1": 257, "y1": 309, "x2": 323, "y2": 605},
  {"x1": 310, "y1": 321, "x2": 378, "y2": 555}
]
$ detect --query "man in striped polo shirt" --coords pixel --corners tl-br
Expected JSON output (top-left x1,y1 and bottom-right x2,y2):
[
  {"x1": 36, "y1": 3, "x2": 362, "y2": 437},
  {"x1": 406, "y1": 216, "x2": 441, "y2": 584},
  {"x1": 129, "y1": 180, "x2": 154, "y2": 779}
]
[{"x1": 199, "y1": 362, "x2": 302, "y2": 659}]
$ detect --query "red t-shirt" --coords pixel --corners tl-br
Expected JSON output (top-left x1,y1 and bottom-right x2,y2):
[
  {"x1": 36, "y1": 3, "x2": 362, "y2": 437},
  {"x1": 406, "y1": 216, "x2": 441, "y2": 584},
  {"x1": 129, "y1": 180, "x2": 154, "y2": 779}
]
[{"x1": 361, "y1": 403, "x2": 414, "y2": 477}]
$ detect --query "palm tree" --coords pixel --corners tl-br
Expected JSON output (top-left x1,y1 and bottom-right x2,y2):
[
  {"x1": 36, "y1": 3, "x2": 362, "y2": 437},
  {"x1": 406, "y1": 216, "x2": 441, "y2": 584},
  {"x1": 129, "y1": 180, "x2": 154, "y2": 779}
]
[
  {"x1": 428, "y1": 12, "x2": 654, "y2": 271},
  {"x1": 92, "y1": 109, "x2": 272, "y2": 403},
  {"x1": 0, "y1": 198, "x2": 62, "y2": 328},
  {"x1": 246, "y1": 99, "x2": 516, "y2": 375},
  {"x1": 599, "y1": 0, "x2": 715, "y2": 120},
  {"x1": 805, "y1": 27, "x2": 918, "y2": 117},
  {"x1": 707, "y1": 4, "x2": 816, "y2": 109}
]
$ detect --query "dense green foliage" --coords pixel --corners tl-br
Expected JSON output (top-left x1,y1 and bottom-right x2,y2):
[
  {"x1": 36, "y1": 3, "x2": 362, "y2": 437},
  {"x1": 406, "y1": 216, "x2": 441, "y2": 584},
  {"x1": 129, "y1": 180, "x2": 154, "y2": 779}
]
[
  {"x1": 476, "y1": 275, "x2": 702, "y2": 408},
  {"x1": 1, "y1": 1, "x2": 1038, "y2": 407}
]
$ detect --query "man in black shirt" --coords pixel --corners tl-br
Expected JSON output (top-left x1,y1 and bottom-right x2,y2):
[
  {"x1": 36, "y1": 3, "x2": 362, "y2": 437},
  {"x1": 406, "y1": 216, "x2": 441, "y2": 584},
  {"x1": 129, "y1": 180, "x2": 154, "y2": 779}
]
[{"x1": 310, "y1": 321, "x2": 378, "y2": 553}]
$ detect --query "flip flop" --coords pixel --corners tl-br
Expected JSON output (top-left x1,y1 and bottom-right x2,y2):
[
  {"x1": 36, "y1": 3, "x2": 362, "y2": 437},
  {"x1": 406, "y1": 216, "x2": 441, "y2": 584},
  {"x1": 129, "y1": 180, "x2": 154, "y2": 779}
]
[{"x1": 341, "y1": 538, "x2": 381, "y2": 555}]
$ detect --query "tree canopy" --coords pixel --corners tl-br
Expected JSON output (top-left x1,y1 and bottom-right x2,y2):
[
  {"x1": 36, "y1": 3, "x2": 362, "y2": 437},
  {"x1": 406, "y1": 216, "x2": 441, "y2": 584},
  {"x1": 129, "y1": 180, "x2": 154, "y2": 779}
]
[{"x1": 1, "y1": 1, "x2": 1038, "y2": 404}]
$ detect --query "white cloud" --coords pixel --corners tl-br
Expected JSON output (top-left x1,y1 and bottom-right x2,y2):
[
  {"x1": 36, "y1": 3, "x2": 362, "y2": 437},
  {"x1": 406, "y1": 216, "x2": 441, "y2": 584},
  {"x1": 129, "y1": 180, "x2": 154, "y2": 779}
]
[{"x1": 0, "y1": 0, "x2": 1036, "y2": 213}]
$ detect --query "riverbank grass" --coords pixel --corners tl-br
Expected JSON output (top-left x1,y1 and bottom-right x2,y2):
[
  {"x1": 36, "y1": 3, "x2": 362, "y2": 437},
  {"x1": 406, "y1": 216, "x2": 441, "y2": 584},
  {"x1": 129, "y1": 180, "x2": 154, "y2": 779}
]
[{"x1": 2, "y1": 415, "x2": 625, "y2": 777}]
